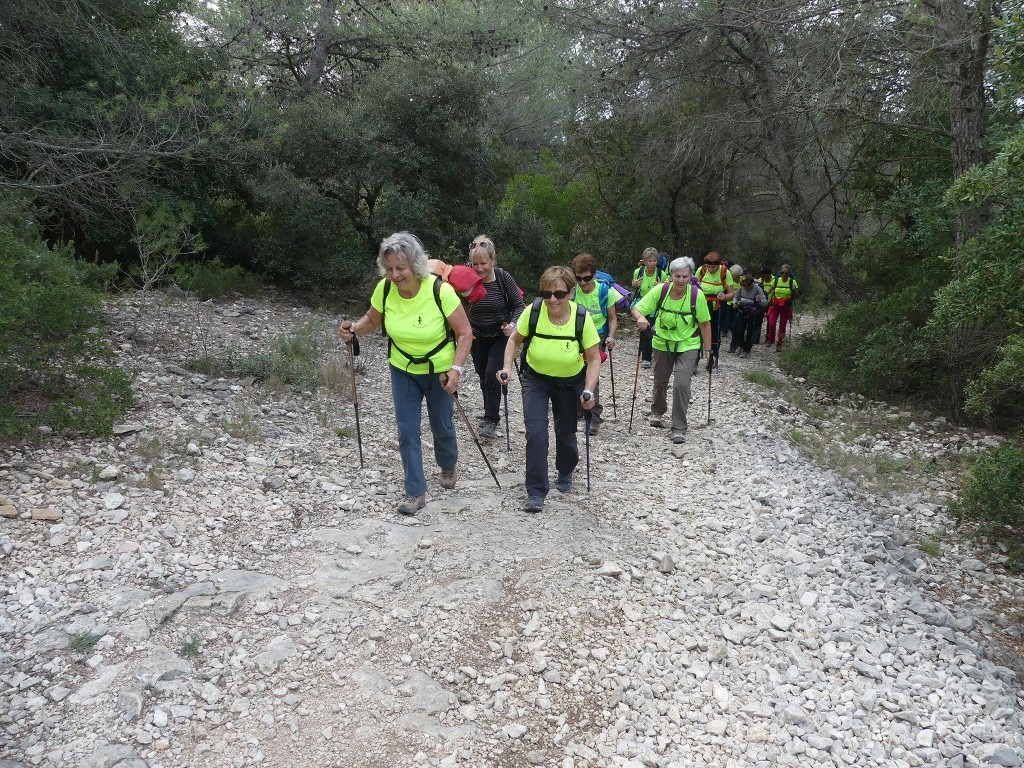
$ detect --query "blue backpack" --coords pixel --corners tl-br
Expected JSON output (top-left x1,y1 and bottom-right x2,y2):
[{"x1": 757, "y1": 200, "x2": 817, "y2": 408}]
[{"x1": 594, "y1": 270, "x2": 632, "y2": 312}]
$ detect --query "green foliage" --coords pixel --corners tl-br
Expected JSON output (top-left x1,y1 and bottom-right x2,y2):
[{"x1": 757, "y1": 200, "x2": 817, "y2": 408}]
[
  {"x1": 68, "y1": 632, "x2": 104, "y2": 653},
  {"x1": 0, "y1": 213, "x2": 134, "y2": 438},
  {"x1": 193, "y1": 323, "x2": 328, "y2": 389},
  {"x1": 965, "y1": 335, "x2": 1024, "y2": 422},
  {"x1": 180, "y1": 636, "x2": 201, "y2": 658},
  {"x1": 173, "y1": 258, "x2": 262, "y2": 300},
  {"x1": 950, "y1": 445, "x2": 1024, "y2": 570}
]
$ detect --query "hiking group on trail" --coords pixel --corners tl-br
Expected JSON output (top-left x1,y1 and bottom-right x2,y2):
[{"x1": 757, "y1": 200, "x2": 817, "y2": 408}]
[{"x1": 340, "y1": 231, "x2": 800, "y2": 515}]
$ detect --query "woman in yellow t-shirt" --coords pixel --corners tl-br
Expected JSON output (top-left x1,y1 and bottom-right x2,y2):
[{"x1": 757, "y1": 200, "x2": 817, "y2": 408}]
[
  {"x1": 339, "y1": 232, "x2": 472, "y2": 516},
  {"x1": 498, "y1": 266, "x2": 601, "y2": 513}
]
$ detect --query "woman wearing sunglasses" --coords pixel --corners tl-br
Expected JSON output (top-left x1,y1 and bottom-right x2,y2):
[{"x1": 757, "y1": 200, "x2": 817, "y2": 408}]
[
  {"x1": 498, "y1": 266, "x2": 601, "y2": 513},
  {"x1": 467, "y1": 235, "x2": 525, "y2": 439}
]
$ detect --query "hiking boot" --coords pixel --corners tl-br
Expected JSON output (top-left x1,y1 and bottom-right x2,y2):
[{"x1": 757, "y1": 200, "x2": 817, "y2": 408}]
[
  {"x1": 641, "y1": 360, "x2": 652, "y2": 369},
  {"x1": 397, "y1": 494, "x2": 426, "y2": 515},
  {"x1": 555, "y1": 472, "x2": 573, "y2": 493},
  {"x1": 524, "y1": 496, "x2": 544, "y2": 513},
  {"x1": 671, "y1": 431, "x2": 686, "y2": 445},
  {"x1": 740, "y1": 350, "x2": 750, "y2": 359},
  {"x1": 439, "y1": 467, "x2": 457, "y2": 489},
  {"x1": 478, "y1": 421, "x2": 496, "y2": 439},
  {"x1": 649, "y1": 415, "x2": 664, "y2": 428}
]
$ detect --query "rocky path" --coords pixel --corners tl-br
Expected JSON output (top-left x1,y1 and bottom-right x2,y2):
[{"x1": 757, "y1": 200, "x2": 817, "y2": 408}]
[{"x1": 1, "y1": 293, "x2": 1022, "y2": 768}]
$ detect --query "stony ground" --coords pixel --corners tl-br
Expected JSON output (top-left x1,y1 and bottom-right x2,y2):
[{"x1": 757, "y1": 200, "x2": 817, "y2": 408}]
[{"x1": 1, "y1": 292, "x2": 1022, "y2": 768}]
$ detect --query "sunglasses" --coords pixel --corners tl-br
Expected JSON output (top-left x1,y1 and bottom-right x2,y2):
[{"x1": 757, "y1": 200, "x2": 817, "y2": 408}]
[
  {"x1": 575, "y1": 274, "x2": 594, "y2": 282},
  {"x1": 539, "y1": 289, "x2": 569, "y2": 299},
  {"x1": 470, "y1": 241, "x2": 491, "y2": 249}
]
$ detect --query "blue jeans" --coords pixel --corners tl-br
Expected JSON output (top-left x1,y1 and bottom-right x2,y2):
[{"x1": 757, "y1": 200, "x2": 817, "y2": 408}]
[{"x1": 389, "y1": 365, "x2": 458, "y2": 497}]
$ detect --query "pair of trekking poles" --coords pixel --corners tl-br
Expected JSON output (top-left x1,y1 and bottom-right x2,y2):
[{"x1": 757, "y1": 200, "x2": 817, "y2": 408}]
[
  {"x1": 626, "y1": 336, "x2": 714, "y2": 432},
  {"x1": 343, "y1": 337, "x2": 598, "y2": 493}
]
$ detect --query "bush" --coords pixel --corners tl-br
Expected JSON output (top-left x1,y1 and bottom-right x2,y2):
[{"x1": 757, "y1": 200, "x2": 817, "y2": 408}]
[
  {"x1": 191, "y1": 323, "x2": 328, "y2": 389},
  {"x1": 173, "y1": 257, "x2": 262, "y2": 300},
  {"x1": 0, "y1": 222, "x2": 134, "y2": 438},
  {"x1": 949, "y1": 444, "x2": 1024, "y2": 571}
]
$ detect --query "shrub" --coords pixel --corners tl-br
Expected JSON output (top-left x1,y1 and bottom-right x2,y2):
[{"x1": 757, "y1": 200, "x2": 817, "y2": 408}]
[
  {"x1": 0, "y1": 221, "x2": 134, "y2": 438},
  {"x1": 173, "y1": 257, "x2": 262, "y2": 300},
  {"x1": 949, "y1": 444, "x2": 1024, "y2": 571}
]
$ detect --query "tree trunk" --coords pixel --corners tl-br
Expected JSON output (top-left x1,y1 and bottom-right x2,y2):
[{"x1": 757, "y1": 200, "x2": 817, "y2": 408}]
[
  {"x1": 298, "y1": 0, "x2": 338, "y2": 92},
  {"x1": 931, "y1": 0, "x2": 991, "y2": 245}
]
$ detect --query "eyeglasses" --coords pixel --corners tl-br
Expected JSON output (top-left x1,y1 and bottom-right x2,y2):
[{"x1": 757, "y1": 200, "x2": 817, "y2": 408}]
[
  {"x1": 470, "y1": 241, "x2": 491, "y2": 250},
  {"x1": 539, "y1": 289, "x2": 569, "y2": 299},
  {"x1": 575, "y1": 274, "x2": 594, "y2": 282}
]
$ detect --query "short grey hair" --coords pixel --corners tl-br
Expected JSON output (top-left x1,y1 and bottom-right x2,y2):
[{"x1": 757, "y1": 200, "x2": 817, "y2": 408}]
[
  {"x1": 377, "y1": 232, "x2": 430, "y2": 279},
  {"x1": 670, "y1": 256, "x2": 695, "y2": 275},
  {"x1": 642, "y1": 247, "x2": 659, "y2": 260}
]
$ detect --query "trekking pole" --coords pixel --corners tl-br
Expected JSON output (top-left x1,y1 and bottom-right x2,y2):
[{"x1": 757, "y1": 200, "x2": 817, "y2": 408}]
[
  {"x1": 607, "y1": 347, "x2": 617, "y2": 420},
  {"x1": 500, "y1": 372, "x2": 511, "y2": 453},
  {"x1": 445, "y1": 376, "x2": 501, "y2": 489},
  {"x1": 707, "y1": 362, "x2": 713, "y2": 426},
  {"x1": 582, "y1": 391, "x2": 592, "y2": 492},
  {"x1": 627, "y1": 338, "x2": 642, "y2": 433},
  {"x1": 346, "y1": 330, "x2": 364, "y2": 469}
]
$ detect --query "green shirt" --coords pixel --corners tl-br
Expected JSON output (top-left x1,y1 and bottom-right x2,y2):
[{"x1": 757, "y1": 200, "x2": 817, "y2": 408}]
[
  {"x1": 573, "y1": 283, "x2": 627, "y2": 335},
  {"x1": 633, "y1": 284, "x2": 711, "y2": 353},
  {"x1": 633, "y1": 267, "x2": 665, "y2": 303},
  {"x1": 696, "y1": 264, "x2": 737, "y2": 298},
  {"x1": 371, "y1": 276, "x2": 461, "y2": 374},
  {"x1": 516, "y1": 301, "x2": 600, "y2": 378},
  {"x1": 769, "y1": 275, "x2": 799, "y2": 300}
]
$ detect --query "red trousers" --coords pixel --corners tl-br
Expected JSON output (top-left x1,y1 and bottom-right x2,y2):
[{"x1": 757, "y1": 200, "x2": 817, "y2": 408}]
[{"x1": 766, "y1": 301, "x2": 793, "y2": 344}]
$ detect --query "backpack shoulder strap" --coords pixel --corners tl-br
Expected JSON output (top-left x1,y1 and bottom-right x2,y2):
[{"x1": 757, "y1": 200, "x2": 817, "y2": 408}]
[
  {"x1": 520, "y1": 298, "x2": 543, "y2": 365},
  {"x1": 574, "y1": 303, "x2": 587, "y2": 353},
  {"x1": 598, "y1": 281, "x2": 610, "y2": 314},
  {"x1": 654, "y1": 281, "x2": 671, "y2": 316}
]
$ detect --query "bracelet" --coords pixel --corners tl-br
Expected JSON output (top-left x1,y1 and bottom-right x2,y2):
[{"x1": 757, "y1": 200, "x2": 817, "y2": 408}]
[{"x1": 450, "y1": 365, "x2": 464, "y2": 375}]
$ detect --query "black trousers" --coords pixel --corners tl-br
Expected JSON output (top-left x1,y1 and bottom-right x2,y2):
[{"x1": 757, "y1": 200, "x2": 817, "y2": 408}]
[{"x1": 471, "y1": 334, "x2": 506, "y2": 424}]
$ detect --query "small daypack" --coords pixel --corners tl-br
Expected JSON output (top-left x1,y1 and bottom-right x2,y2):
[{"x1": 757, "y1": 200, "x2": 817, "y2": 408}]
[
  {"x1": 594, "y1": 270, "x2": 633, "y2": 312},
  {"x1": 380, "y1": 276, "x2": 453, "y2": 374}
]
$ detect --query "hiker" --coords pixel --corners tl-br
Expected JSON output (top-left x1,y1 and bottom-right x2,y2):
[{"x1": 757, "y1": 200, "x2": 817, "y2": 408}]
[
  {"x1": 695, "y1": 250, "x2": 736, "y2": 362},
  {"x1": 629, "y1": 257, "x2": 713, "y2": 444},
  {"x1": 765, "y1": 263, "x2": 800, "y2": 349},
  {"x1": 723, "y1": 263, "x2": 744, "y2": 343},
  {"x1": 339, "y1": 232, "x2": 473, "y2": 516},
  {"x1": 730, "y1": 274, "x2": 768, "y2": 357},
  {"x1": 753, "y1": 266, "x2": 774, "y2": 344},
  {"x1": 570, "y1": 252, "x2": 626, "y2": 434},
  {"x1": 498, "y1": 266, "x2": 601, "y2": 513},
  {"x1": 467, "y1": 235, "x2": 525, "y2": 439},
  {"x1": 631, "y1": 247, "x2": 666, "y2": 369}
]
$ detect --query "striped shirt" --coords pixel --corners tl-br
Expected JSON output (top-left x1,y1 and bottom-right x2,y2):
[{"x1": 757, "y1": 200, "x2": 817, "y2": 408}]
[{"x1": 469, "y1": 268, "x2": 525, "y2": 337}]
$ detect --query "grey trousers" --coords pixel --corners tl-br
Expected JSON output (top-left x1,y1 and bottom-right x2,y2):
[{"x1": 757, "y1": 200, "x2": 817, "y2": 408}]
[{"x1": 650, "y1": 348, "x2": 699, "y2": 433}]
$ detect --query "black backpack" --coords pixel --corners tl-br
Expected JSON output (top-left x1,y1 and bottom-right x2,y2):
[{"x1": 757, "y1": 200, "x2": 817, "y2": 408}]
[
  {"x1": 519, "y1": 298, "x2": 588, "y2": 370},
  {"x1": 380, "y1": 276, "x2": 453, "y2": 374}
]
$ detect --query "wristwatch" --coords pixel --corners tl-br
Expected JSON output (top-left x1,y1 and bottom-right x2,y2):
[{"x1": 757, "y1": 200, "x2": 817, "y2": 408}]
[{"x1": 450, "y1": 365, "x2": 464, "y2": 375}]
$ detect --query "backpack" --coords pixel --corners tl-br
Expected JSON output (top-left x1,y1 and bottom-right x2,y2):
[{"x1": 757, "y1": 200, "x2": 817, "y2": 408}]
[
  {"x1": 651, "y1": 281, "x2": 700, "y2": 346},
  {"x1": 696, "y1": 262, "x2": 729, "y2": 290},
  {"x1": 495, "y1": 267, "x2": 525, "y2": 318},
  {"x1": 380, "y1": 276, "x2": 453, "y2": 374},
  {"x1": 594, "y1": 270, "x2": 632, "y2": 312},
  {"x1": 520, "y1": 298, "x2": 589, "y2": 369}
]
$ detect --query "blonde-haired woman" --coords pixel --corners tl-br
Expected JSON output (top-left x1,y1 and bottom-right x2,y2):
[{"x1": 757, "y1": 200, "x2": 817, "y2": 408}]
[{"x1": 467, "y1": 235, "x2": 525, "y2": 438}]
